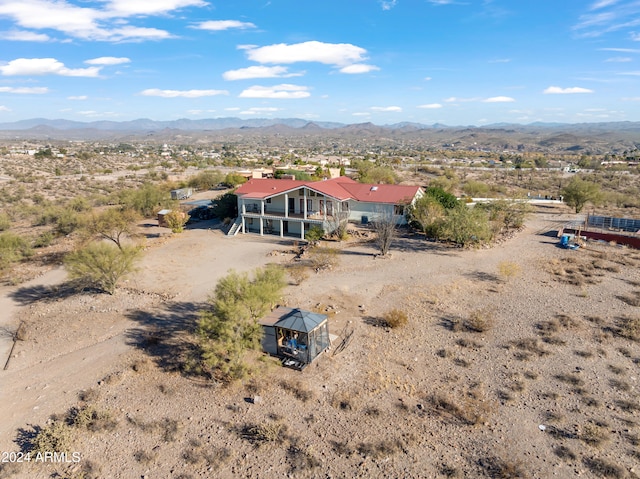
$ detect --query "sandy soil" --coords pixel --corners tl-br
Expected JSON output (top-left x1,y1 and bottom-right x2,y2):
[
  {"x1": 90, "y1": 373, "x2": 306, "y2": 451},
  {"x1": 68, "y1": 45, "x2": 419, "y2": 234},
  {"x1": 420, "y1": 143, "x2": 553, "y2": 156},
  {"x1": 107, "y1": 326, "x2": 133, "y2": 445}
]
[{"x1": 1, "y1": 206, "x2": 639, "y2": 479}]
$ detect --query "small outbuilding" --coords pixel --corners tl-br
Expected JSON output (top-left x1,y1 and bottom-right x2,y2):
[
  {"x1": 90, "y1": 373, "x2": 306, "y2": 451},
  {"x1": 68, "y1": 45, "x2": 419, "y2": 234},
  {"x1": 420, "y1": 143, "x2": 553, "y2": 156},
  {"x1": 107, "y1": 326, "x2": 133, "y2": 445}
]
[{"x1": 259, "y1": 307, "x2": 331, "y2": 369}]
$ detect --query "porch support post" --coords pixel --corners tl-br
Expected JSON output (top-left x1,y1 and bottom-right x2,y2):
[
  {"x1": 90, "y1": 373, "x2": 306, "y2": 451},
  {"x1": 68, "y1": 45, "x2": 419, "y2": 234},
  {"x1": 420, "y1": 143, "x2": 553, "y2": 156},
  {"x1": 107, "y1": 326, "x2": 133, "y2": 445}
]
[
  {"x1": 241, "y1": 217, "x2": 245, "y2": 234},
  {"x1": 260, "y1": 200, "x2": 265, "y2": 215},
  {"x1": 259, "y1": 218, "x2": 263, "y2": 236},
  {"x1": 303, "y1": 189, "x2": 307, "y2": 219},
  {"x1": 300, "y1": 222, "x2": 305, "y2": 240},
  {"x1": 323, "y1": 197, "x2": 327, "y2": 221},
  {"x1": 241, "y1": 199, "x2": 246, "y2": 214},
  {"x1": 280, "y1": 219, "x2": 284, "y2": 238},
  {"x1": 284, "y1": 193, "x2": 289, "y2": 218}
]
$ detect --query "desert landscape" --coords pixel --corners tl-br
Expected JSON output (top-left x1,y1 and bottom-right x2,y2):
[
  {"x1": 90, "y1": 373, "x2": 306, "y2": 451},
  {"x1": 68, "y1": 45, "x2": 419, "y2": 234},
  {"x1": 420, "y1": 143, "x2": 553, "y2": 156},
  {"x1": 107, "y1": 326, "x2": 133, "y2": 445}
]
[{"x1": 1, "y1": 198, "x2": 639, "y2": 478}]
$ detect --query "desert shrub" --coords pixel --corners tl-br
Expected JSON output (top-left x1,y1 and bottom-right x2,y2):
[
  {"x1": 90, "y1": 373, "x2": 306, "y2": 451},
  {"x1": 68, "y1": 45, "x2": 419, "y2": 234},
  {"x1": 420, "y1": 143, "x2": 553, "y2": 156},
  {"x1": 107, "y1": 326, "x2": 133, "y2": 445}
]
[
  {"x1": 466, "y1": 308, "x2": 494, "y2": 333},
  {"x1": 119, "y1": 183, "x2": 171, "y2": 217},
  {"x1": 54, "y1": 207, "x2": 83, "y2": 235},
  {"x1": 305, "y1": 225, "x2": 325, "y2": 242},
  {"x1": 382, "y1": 308, "x2": 408, "y2": 328},
  {"x1": 32, "y1": 230, "x2": 54, "y2": 248},
  {"x1": 357, "y1": 439, "x2": 403, "y2": 459},
  {"x1": 288, "y1": 264, "x2": 309, "y2": 285},
  {"x1": 133, "y1": 449, "x2": 157, "y2": 464},
  {"x1": 287, "y1": 445, "x2": 321, "y2": 472},
  {"x1": 165, "y1": 210, "x2": 189, "y2": 233},
  {"x1": 68, "y1": 196, "x2": 92, "y2": 212},
  {"x1": 69, "y1": 405, "x2": 117, "y2": 432},
  {"x1": 616, "y1": 316, "x2": 640, "y2": 341},
  {"x1": 478, "y1": 456, "x2": 527, "y2": 479},
  {"x1": 85, "y1": 208, "x2": 140, "y2": 250},
  {"x1": 0, "y1": 212, "x2": 10, "y2": 231},
  {"x1": 240, "y1": 422, "x2": 288, "y2": 446},
  {"x1": 582, "y1": 457, "x2": 624, "y2": 478},
  {"x1": 497, "y1": 261, "x2": 521, "y2": 280},
  {"x1": 0, "y1": 232, "x2": 32, "y2": 270},
  {"x1": 280, "y1": 380, "x2": 314, "y2": 402},
  {"x1": 439, "y1": 204, "x2": 493, "y2": 247},
  {"x1": 30, "y1": 421, "x2": 73, "y2": 454},
  {"x1": 308, "y1": 245, "x2": 339, "y2": 271},
  {"x1": 222, "y1": 173, "x2": 247, "y2": 187},
  {"x1": 64, "y1": 243, "x2": 141, "y2": 294}
]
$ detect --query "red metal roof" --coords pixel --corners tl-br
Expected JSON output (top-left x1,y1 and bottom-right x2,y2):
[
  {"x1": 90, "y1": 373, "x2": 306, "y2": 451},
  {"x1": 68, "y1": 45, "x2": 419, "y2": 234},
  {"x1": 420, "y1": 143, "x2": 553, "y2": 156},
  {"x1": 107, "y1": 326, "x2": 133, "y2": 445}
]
[{"x1": 235, "y1": 176, "x2": 421, "y2": 204}]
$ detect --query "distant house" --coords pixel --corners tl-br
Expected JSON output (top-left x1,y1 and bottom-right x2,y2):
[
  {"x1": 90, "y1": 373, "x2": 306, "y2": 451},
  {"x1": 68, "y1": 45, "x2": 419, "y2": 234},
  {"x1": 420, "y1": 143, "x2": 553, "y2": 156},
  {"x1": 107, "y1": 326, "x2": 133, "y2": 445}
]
[{"x1": 230, "y1": 176, "x2": 423, "y2": 238}]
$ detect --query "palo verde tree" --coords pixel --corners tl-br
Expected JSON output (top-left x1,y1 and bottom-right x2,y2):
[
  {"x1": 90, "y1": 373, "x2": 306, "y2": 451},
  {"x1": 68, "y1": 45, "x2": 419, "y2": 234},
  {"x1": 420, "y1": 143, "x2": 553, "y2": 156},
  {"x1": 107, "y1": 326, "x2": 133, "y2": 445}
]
[
  {"x1": 196, "y1": 265, "x2": 286, "y2": 381},
  {"x1": 85, "y1": 208, "x2": 140, "y2": 251},
  {"x1": 562, "y1": 176, "x2": 602, "y2": 213},
  {"x1": 64, "y1": 243, "x2": 141, "y2": 294}
]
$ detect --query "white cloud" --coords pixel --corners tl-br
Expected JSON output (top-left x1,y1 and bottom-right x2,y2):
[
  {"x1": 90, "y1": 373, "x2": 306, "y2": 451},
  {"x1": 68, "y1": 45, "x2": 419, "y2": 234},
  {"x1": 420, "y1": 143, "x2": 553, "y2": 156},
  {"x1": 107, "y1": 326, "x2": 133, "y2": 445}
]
[
  {"x1": 0, "y1": 30, "x2": 50, "y2": 41},
  {"x1": 140, "y1": 88, "x2": 229, "y2": 98},
  {"x1": 0, "y1": 105, "x2": 11, "y2": 111},
  {"x1": 225, "y1": 107, "x2": 241, "y2": 111},
  {"x1": 339, "y1": 64, "x2": 380, "y2": 74},
  {"x1": 222, "y1": 65, "x2": 301, "y2": 81},
  {"x1": 192, "y1": 20, "x2": 256, "y2": 31},
  {"x1": 0, "y1": 58, "x2": 101, "y2": 77},
  {"x1": 618, "y1": 70, "x2": 640, "y2": 75},
  {"x1": 371, "y1": 106, "x2": 402, "y2": 112},
  {"x1": 380, "y1": 0, "x2": 397, "y2": 10},
  {"x1": 605, "y1": 56, "x2": 632, "y2": 62},
  {"x1": 67, "y1": 95, "x2": 88, "y2": 100},
  {"x1": 418, "y1": 103, "x2": 443, "y2": 109},
  {"x1": 444, "y1": 96, "x2": 478, "y2": 102},
  {"x1": 0, "y1": 0, "x2": 192, "y2": 42},
  {"x1": 590, "y1": 0, "x2": 620, "y2": 10},
  {"x1": 245, "y1": 41, "x2": 368, "y2": 66},
  {"x1": 352, "y1": 112, "x2": 371, "y2": 116},
  {"x1": 85, "y1": 57, "x2": 130, "y2": 65},
  {"x1": 105, "y1": 0, "x2": 207, "y2": 16},
  {"x1": 483, "y1": 96, "x2": 515, "y2": 103},
  {"x1": 489, "y1": 58, "x2": 511, "y2": 63},
  {"x1": 599, "y1": 47, "x2": 640, "y2": 52},
  {"x1": 0, "y1": 86, "x2": 48, "y2": 94},
  {"x1": 239, "y1": 84, "x2": 310, "y2": 99},
  {"x1": 424, "y1": 76, "x2": 432, "y2": 81},
  {"x1": 543, "y1": 86, "x2": 594, "y2": 94},
  {"x1": 245, "y1": 107, "x2": 281, "y2": 112},
  {"x1": 573, "y1": 1, "x2": 640, "y2": 38}
]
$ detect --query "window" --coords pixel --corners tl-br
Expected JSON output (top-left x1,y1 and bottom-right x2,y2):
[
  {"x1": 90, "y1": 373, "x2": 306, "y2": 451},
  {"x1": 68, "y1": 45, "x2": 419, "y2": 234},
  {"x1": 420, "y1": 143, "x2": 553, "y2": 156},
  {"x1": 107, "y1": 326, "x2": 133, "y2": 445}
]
[
  {"x1": 266, "y1": 198, "x2": 272, "y2": 203},
  {"x1": 394, "y1": 205, "x2": 404, "y2": 215}
]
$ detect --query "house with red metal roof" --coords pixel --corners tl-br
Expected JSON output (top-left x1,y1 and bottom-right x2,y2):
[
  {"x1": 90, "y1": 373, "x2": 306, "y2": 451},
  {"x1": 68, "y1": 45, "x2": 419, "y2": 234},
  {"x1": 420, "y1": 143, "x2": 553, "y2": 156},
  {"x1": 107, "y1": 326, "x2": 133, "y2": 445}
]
[{"x1": 228, "y1": 176, "x2": 423, "y2": 238}]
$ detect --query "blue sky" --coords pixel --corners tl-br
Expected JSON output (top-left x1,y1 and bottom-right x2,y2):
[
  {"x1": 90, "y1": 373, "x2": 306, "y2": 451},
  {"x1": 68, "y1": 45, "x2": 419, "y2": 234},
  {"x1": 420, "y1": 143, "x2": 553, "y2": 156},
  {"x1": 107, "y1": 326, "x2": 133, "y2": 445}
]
[{"x1": 0, "y1": 0, "x2": 640, "y2": 126}]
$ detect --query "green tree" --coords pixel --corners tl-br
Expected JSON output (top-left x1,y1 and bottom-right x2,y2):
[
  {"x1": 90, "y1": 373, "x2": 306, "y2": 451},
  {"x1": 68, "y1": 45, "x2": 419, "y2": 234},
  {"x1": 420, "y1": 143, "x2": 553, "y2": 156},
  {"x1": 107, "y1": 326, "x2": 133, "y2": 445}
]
[
  {"x1": 222, "y1": 173, "x2": 247, "y2": 187},
  {"x1": 196, "y1": 265, "x2": 286, "y2": 381},
  {"x1": 211, "y1": 192, "x2": 238, "y2": 219},
  {"x1": 86, "y1": 208, "x2": 140, "y2": 250},
  {"x1": 64, "y1": 243, "x2": 141, "y2": 294},
  {"x1": 562, "y1": 176, "x2": 602, "y2": 213},
  {"x1": 188, "y1": 170, "x2": 223, "y2": 190},
  {"x1": 165, "y1": 210, "x2": 189, "y2": 233},
  {"x1": 120, "y1": 184, "x2": 171, "y2": 217},
  {"x1": 440, "y1": 205, "x2": 493, "y2": 247},
  {"x1": 408, "y1": 196, "x2": 445, "y2": 240}
]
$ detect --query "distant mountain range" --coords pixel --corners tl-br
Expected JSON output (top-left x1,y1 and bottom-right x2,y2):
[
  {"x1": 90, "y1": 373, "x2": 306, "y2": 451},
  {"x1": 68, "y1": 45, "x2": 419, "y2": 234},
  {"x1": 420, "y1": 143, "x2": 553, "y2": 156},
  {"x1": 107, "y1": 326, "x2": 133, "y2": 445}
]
[{"x1": 1, "y1": 117, "x2": 640, "y2": 154}]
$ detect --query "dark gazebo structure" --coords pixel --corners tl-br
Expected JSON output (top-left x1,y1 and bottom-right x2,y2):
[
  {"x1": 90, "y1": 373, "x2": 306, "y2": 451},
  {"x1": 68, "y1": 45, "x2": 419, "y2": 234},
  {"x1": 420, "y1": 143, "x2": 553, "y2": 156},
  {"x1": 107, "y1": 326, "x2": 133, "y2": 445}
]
[{"x1": 259, "y1": 307, "x2": 331, "y2": 369}]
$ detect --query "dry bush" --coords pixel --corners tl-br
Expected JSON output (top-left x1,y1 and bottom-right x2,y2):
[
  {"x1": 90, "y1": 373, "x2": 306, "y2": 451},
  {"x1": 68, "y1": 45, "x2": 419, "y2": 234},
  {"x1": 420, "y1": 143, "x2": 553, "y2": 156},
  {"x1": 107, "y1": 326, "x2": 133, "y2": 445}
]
[
  {"x1": 616, "y1": 399, "x2": 640, "y2": 413},
  {"x1": 554, "y1": 373, "x2": 585, "y2": 387},
  {"x1": 240, "y1": 422, "x2": 288, "y2": 447},
  {"x1": 331, "y1": 391, "x2": 358, "y2": 411},
  {"x1": 287, "y1": 445, "x2": 321, "y2": 472},
  {"x1": 580, "y1": 422, "x2": 610, "y2": 447},
  {"x1": 427, "y1": 391, "x2": 492, "y2": 426},
  {"x1": 478, "y1": 455, "x2": 528, "y2": 479},
  {"x1": 69, "y1": 405, "x2": 117, "y2": 432},
  {"x1": 127, "y1": 416, "x2": 180, "y2": 442},
  {"x1": 133, "y1": 449, "x2": 157, "y2": 464},
  {"x1": 497, "y1": 261, "x2": 521, "y2": 280},
  {"x1": 509, "y1": 338, "x2": 550, "y2": 358},
  {"x1": 382, "y1": 308, "x2": 408, "y2": 328},
  {"x1": 553, "y1": 445, "x2": 576, "y2": 461},
  {"x1": 356, "y1": 439, "x2": 404, "y2": 459},
  {"x1": 582, "y1": 457, "x2": 624, "y2": 478},
  {"x1": 30, "y1": 421, "x2": 74, "y2": 454},
  {"x1": 308, "y1": 245, "x2": 339, "y2": 271},
  {"x1": 280, "y1": 379, "x2": 314, "y2": 403},
  {"x1": 288, "y1": 264, "x2": 309, "y2": 285},
  {"x1": 465, "y1": 308, "x2": 495, "y2": 333},
  {"x1": 618, "y1": 291, "x2": 640, "y2": 307},
  {"x1": 616, "y1": 316, "x2": 640, "y2": 341}
]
